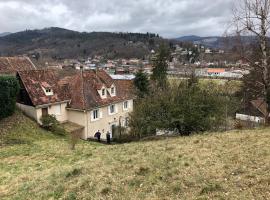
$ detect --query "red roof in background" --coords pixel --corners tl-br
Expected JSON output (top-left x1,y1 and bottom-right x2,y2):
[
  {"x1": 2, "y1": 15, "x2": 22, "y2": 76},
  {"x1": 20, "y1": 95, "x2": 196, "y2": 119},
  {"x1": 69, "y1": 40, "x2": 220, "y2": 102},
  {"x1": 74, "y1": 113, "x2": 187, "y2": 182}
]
[
  {"x1": 207, "y1": 68, "x2": 226, "y2": 73},
  {"x1": 0, "y1": 56, "x2": 36, "y2": 75},
  {"x1": 18, "y1": 69, "x2": 135, "y2": 110}
]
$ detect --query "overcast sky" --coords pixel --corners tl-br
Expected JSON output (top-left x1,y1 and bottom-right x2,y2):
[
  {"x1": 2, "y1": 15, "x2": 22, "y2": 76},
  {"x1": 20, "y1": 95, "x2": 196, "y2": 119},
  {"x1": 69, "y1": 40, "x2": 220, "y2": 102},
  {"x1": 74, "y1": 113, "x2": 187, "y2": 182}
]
[{"x1": 0, "y1": 0, "x2": 235, "y2": 38}]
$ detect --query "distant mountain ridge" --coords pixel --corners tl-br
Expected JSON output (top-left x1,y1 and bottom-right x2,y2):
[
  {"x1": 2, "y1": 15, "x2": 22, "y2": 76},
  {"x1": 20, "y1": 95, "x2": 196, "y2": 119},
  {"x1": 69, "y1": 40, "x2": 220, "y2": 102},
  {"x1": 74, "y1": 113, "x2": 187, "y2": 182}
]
[
  {"x1": 0, "y1": 27, "x2": 165, "y2": 59},
  {"x1": 0, "y1": 32, "x2": 11, "y2": 37},
  {"x1": 175, "y1": 35, "x2": 257, "y2": 49},
  {"x1": 175, "y1": 35, "x2": 204, "y2": 42},
  {"x1": 175, "y1": 35, "x2": 223, "y2": 48}
]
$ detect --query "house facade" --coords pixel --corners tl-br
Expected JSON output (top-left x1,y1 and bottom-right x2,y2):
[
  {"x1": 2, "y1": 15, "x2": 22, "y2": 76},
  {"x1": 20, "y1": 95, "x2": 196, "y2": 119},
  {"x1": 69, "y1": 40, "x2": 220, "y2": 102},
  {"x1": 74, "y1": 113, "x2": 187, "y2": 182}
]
[
  {"x1": 17, "y1": 69, "x2": 135, "y2": 140},
  {"x1": 236, "y1": 99, "x2": 268, "y2": 125}
]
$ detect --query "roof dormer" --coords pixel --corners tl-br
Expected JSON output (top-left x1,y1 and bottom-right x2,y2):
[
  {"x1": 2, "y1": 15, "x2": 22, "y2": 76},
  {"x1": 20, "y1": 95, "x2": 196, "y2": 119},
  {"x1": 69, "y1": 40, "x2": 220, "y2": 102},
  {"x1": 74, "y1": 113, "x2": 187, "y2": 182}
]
[
  {"x1": 98, "y1": 85, "x2": 107, "y2": 99},
  {"x1": 108, "y1": 84, "x2": 116, "y2": 97},
  {"x1": 41, "y1": 82, "x2": 53, "y2": 96}
]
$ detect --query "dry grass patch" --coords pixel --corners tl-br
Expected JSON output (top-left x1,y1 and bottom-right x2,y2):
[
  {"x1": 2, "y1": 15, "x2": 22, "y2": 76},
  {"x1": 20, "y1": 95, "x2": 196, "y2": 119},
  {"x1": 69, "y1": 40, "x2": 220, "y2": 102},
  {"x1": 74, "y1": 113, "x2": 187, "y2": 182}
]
[{"x1": 0, "y1": 113, "x2": 270, "y2": 199}]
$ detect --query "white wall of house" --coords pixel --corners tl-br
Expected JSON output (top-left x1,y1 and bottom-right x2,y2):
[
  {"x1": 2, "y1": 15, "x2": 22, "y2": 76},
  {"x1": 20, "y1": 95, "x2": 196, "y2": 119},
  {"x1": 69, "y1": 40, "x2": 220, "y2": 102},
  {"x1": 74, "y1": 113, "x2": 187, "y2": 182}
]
[
  {"x1": 17, "y1": 102, "x2": 69, "y2": 124},
  {"x1": 236, "y1": 113, "x2": 265, "y2": 123},
  {"x1": 18, "y1": 100, "x2": 134, "y2": 140},
  {"x1": 47, "y1": 103, "x2": 68, "y2": 122},
  {"x1": 16, "y1": 103, "x2": 38, "y2": 121},
  {"x1": 36, "y1": 103, "x2": 68, "y2": 124},
  {"x1": 67, "y1": 109, "x2": 87, "y2": 139},
  {"x1": 87, "y1": 99, "x2": 133, "y2": 140}
]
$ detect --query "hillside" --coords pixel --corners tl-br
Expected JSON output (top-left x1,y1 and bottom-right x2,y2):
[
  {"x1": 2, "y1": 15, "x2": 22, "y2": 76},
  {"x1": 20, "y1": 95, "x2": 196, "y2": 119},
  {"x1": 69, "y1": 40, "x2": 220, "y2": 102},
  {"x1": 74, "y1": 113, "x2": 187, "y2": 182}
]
[
  {"x1": 0, "y1": 112, "x2": 269, "y2": 199},
  {"x1": 0, "y1": 32, "x2": 11, "y2": 37},
  {"x1": 175, "y1": 35, "x2": 257, "y2": 49},
  {"x1": 0, "y1": 27, "x2": 166, "y2": 59}
]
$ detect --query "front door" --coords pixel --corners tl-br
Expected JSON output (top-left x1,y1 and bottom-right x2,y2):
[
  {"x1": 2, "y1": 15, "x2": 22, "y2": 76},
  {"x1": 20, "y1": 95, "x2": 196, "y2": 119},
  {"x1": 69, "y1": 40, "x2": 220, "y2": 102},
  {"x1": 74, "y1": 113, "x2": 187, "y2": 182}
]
[{"x1": 42, "y1": 107, "x2": 48, "y2": 117}]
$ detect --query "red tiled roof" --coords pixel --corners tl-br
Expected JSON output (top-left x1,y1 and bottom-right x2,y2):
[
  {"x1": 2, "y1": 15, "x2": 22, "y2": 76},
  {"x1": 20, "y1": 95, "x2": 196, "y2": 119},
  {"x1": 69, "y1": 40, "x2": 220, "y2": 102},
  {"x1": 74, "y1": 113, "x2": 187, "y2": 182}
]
[
  {"x1": 18, "y1": 69, "x2": 71, "y2": 106},
  {"x1": 0, "y1": 56, "x2": 36, "y2": 75},
  {"x1": 68, "y1": 70, "x2": 135, "y2": 110},
  {"x1": 207, "y1": 68, "x2": 226, "y2": 73},
  {"x1": 18, "y1": 69, "x2": 135, "y2": 109},
  {"x1": 114, "y1": 79, "x2": 136, "y2": 99}
]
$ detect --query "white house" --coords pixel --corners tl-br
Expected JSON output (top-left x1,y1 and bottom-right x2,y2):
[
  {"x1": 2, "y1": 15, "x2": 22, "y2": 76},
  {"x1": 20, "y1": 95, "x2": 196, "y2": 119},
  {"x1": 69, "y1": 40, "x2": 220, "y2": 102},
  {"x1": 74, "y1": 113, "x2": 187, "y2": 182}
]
[{"x1": 17, "y1": 69, "x2": 135, "y2": 140}]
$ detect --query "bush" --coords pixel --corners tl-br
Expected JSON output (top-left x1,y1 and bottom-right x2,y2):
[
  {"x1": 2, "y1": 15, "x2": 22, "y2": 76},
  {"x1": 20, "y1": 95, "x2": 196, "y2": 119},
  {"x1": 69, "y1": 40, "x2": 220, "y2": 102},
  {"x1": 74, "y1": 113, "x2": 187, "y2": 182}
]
[
  {"x1": 111, "y1": 126, "x2": 136, "y2": 143},
  {"x1": 40, "y1": 114, "x2": 58, "y2": 129},
  {"x1": 129, "y1": 82, "x2": 236, "y2": 138},
  {"x1": 40, "y1": 115, "x2": 66, "y2": 136},
  {"x1": 234, "y1": 120, "x2": 243, "y2": 130},
  {"x1": 0, "y1": 76, "x2": 19, "y2": 120},
  {"x1": 69, "y1": 131, "x2": 81, "y2": 150}
]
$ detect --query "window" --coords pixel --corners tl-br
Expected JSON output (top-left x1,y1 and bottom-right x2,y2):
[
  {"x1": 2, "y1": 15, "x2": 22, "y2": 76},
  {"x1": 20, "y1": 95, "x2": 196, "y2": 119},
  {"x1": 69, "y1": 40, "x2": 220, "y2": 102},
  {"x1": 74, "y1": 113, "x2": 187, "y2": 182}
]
[
  {"x1": 111, "y1": 87, "x2": 115, "y2": 94},
  {"x1": 123, "y1": 101, "x2": 128, "y2": 110},
  {"x1": 93, "y1": 109, "x2": 99, "y2": 119},
  {"x1": 102, "y1": 89, "x2": 105, "y2": 96},
  {"x1": 110, "y1": 105, "x2": 115, "y2": 114},
  {"x1": 43, "y1": 87, "x2": 53, "y2": 96},
  {"x1": 108, "y1": 104, "x2": 117, "y2": 115}
]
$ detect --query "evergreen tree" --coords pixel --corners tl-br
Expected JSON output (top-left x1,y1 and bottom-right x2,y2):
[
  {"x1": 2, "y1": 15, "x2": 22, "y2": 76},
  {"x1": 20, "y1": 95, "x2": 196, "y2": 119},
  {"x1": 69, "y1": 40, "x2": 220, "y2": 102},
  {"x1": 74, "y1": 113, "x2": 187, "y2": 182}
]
[
  {"x1": 151, "y1": 44, "x2": 170, "y2": 88},
  {"x1": 134, "y1": 70, "x2": 149, "y2": 97}
]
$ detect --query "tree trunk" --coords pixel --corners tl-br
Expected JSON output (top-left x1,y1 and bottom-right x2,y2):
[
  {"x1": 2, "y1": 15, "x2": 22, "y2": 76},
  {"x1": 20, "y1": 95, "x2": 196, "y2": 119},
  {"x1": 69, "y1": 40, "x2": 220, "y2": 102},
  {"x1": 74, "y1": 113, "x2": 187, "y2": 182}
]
[{"x1": 260, "y1": 15, "x2": 270, "y2": 124}]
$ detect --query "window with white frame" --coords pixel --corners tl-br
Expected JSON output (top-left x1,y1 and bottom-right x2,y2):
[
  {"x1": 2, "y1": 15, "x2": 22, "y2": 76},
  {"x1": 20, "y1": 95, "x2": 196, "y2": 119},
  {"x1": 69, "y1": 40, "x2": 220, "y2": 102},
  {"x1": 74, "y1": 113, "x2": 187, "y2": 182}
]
[
  {"x1": 123, "y1": 101, "x2": 129, "y2": 110},
  {"x1": 111, "y1": 87, "x2": 115, "y2": 95},
  {"x1": 109, "y1": 104, "x2": 116, "y2": 115},
  {"x1": 93, "y1": 109, "x2": 99, "y2": 120},
  {"x1": 102, "y1": 89, "x2": 106, "y2": 96}
]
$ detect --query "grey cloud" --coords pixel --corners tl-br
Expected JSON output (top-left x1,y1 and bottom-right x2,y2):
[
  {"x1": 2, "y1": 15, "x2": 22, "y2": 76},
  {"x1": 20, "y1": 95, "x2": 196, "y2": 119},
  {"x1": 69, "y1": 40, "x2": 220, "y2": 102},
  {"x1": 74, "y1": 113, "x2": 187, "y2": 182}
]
[{"x1": 0, "y1": 0, "x2": 234, "y2": 38}]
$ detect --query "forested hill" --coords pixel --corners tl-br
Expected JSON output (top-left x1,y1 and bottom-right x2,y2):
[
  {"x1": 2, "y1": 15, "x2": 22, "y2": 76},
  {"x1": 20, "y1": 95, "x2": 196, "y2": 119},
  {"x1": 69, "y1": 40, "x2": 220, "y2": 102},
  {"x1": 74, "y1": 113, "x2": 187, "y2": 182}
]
[{"x1": 0, "y1": 27, "x2": 167, "y2": 59}]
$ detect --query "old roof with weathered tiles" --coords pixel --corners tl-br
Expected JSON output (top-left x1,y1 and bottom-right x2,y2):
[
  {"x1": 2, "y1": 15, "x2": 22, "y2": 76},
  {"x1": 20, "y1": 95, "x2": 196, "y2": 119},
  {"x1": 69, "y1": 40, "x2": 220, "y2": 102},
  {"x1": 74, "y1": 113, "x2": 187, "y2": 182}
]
[
  {"x1": 251, "y1": 99, "x2": 269, "y2": 117},
  {"x1": 18, "y1": 69, "x2": 71, "y2": 106},
  {"x1": 68, "y1": 70, "x2": 135, "y2": 110},
  {"x1": 18, "y1": 69, "x2": 135, "y2": 109},
  {"x1": 0, "y1": 56, "x2": 36, "y2": 75},
  {"x1": 114, "y1": 79, "x2": 136, "y2": 99}
]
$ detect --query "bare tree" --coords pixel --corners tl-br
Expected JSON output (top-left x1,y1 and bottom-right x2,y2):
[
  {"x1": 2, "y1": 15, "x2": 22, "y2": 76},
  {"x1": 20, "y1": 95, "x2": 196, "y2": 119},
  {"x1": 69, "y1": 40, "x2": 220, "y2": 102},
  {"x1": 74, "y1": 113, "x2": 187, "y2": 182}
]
[{"x1": 232, "y1": 0, "x2": 270, "y2": 123}]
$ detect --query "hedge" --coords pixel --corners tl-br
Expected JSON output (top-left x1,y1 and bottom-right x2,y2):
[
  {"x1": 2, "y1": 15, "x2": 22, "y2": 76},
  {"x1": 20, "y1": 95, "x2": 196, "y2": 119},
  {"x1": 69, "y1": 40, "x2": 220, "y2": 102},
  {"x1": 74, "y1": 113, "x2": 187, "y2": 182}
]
[{"x1": 0, "y1": 76, "x2": 19, "y2": 120}]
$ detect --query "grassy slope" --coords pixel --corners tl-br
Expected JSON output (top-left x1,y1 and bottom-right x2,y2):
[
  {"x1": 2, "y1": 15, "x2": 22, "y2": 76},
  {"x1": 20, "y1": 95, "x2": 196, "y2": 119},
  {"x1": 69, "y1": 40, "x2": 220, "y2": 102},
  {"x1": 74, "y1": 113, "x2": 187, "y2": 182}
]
[{"x1": 0, "y1": 113, "x2": 269, "y2": 200}]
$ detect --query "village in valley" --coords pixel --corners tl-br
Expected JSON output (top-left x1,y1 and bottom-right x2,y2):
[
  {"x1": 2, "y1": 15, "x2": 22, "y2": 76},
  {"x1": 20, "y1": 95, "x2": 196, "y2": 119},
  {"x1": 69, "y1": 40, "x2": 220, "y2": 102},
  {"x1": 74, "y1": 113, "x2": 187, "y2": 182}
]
[
  {"x1": 0, "y1": 42, "x2": 257, "y2": 141},
  {"x1": 0, "y1": 0, "x2": 269, "y2": 199}
]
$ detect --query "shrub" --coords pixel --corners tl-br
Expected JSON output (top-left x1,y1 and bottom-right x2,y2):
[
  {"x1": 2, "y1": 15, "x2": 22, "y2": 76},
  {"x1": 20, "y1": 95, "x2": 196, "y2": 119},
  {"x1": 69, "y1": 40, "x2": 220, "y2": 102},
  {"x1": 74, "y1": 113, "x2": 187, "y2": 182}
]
[
  {"x1": 112, "y1": 125, "x2": 135, "y2": 143},
  {"x1": 40, "y1": 114, "x2": 58, "y2": 129},
  {"x1": 69, "y1": 131, "x2": 81, "y2": 150},
  {"x1": 40, "y1": 115, "x2": 66, "y2": 136},
  {"x1": 0, "y1": 76, "x2": 19, "y2": 120},
  {"x1": 234, "y1": 120, "x2": 243, "y2": 130}
]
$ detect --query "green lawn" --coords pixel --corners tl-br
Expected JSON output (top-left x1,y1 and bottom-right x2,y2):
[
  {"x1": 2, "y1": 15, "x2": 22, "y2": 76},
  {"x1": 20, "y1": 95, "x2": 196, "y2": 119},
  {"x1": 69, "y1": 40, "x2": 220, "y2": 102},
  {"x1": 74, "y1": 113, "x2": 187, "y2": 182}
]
[{"x1": 0, "y1": 112, "x2": 269, "y2": 200}]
